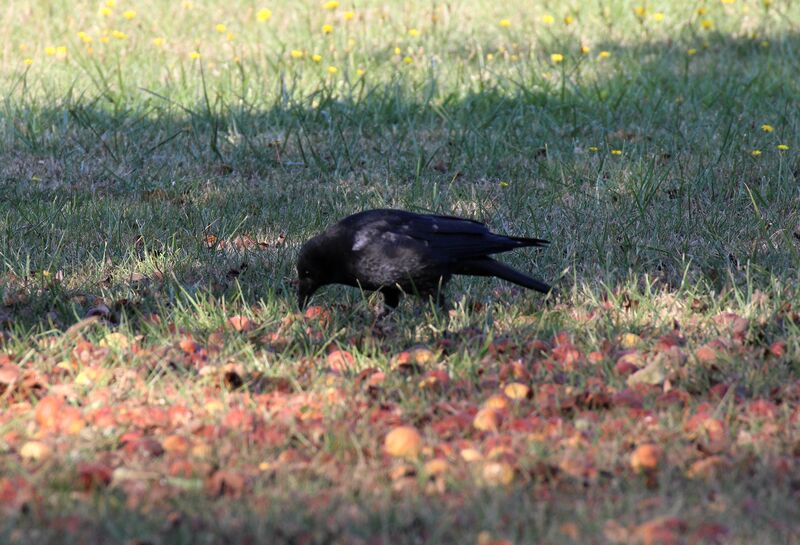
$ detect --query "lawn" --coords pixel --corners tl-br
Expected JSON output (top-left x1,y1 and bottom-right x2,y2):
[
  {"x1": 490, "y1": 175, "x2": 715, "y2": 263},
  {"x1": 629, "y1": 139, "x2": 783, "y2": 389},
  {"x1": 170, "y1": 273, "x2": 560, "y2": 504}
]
[{"x1": 0, "y1": 0, "x2": 799, "y2": 543}]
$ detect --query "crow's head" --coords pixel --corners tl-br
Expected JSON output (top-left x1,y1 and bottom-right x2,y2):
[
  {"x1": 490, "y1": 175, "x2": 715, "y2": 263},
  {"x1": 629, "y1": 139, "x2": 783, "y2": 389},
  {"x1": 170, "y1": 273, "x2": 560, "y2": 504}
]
[{"x1": 296, "y1": 238, "x2": 327, "y2": 309}]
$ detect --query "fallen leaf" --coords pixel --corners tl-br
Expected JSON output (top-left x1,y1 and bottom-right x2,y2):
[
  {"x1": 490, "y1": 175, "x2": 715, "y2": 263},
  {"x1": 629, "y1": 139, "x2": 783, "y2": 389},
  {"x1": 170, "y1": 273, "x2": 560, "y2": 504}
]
[
  {"x1": 162, "y1": 435, "x2": 191, "y2": 455},
  {"x1": 227, "y1": 315, "x2": 255, "y2": 332},
  {"x1": 424, "y1": 458, "x2": 449, "y2": 476},
  {"x1": 630, "y1": 444, "x2": 662, "y2": 472},
  {"x1": 99, "y1": 332, "x2": 130, "y2": 350},
  {"x1": 35, "y1": 396, "x2": 64, "y2": 430},
  {"x1": 392, "y1": 345, "x2": 437, "y2": 373},
  {"x1": 19, "y1": 441, "x2": 51, "y2": 461},
  {"x1": 686, "y1": 456, "x2": 729, "y2": 480},
  {"x1": 76, "y1": 462, "x2": 113, "y2": 491},
  {"x1": 480, "y1": 461, "x2": 514, "y2": 486},
  {"x1": 503, "y1": 382, "x2": 531, "y2": 400},
  {"x1": 384, "y1": 426, "x2": 422, "y2": 459},
  {"x1": 620, "y1": 332, "x2": 642, "y2": 348},
  {"x1": 473, "y1": 408, "x2": 502, "y2": 432},
  {"x1": 627, "y1": 360, "x2": 666, "y2": 386},
  {"x1": 632, "y1": 516, "x2": 687, "y2": 545},
  {"x1": 204, "y1": 470, "x2": 245, "y2": 497},
  {"x1": 327, "y1": 349, "x2": 355, "y2": 373},
  {"x1": 0, "y1": 363, "x2": 21, "y2": 389}
]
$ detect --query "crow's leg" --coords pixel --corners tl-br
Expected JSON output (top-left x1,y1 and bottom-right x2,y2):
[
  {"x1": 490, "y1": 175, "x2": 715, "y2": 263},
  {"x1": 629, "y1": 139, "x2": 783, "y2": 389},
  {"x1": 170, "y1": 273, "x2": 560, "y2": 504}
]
[{"x1": 435, "y1": 290, "x2": 449, "y2": 310}]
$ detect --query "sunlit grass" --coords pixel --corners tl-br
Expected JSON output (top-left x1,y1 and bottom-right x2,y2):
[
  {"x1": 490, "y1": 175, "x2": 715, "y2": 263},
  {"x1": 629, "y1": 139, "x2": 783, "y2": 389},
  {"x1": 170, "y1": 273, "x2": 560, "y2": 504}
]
[{"x1": 0, "y1": 1, "x2": 799, "y2": 544}]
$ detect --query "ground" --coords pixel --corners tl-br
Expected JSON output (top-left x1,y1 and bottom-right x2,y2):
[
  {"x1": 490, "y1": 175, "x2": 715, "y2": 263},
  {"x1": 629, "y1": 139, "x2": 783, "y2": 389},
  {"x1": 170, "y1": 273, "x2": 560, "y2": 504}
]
[{"x1": 0, "y1": 1, "x2": 799, "y2": 544}]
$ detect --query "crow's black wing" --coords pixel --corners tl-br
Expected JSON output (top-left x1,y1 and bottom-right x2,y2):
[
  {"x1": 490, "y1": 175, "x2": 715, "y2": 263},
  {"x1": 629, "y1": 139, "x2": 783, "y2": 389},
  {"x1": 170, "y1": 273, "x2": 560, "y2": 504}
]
[{"x1": 380, "y1": 210, "x2": 548, "y2": 261}]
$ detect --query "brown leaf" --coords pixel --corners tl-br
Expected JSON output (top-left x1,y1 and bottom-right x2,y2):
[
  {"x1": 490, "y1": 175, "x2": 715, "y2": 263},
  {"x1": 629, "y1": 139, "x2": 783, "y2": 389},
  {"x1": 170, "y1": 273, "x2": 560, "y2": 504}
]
[
  {"x1": 630, "y1": 444, "x2": 662, "y2": 473},
  {"x1": 204, "y1": 470, "x2": 245, "y2": 497},
  {"x1": 0, "y1": 363, "x2": 21, "y2": 391},
  {"x1": 384, "y1": 426, "x2": 422, "y2": 459},
  {"x1": 480, "y1": 461, "x2": 515, "y2": 486},
  {"x1": 632, "y1": 517, "x2": 687, "y2": 545},
  {"x1": 627, "y1": 360, "x2": 666, "y2": 387},
  {"x1": 473, "y1": 408, "x2": 502, "y2": 432},
  {"x1": 392, "y1": 345, "x2": 438, "y2": 373},
  {"x1": 686, "y1": 456, "x2": 729, "y2": 480},
  {"x1": 712, "y1": 312, "x2": 748, "y2": 343},
  {"x1": 162, "y1": 435, "x2": 191, "y2": 455},
  {"x1": 19, "y1": 440, "x2": 51, "y2": 461},
  {"x1": 76, "y1": 462, "x2": 113, "y2": 491},
  {"x1": 35, "y1": 395, "x2": 65, "y2": 430},
  {"x1": 327, "y1": 349, "x2": 355, "y2": 373},
  {"x1": 227, "y1": 315, "x2": 255, "y2": 332},
  {"x1": 503, "y1": 382, "x2": 531, "y2": 400}
]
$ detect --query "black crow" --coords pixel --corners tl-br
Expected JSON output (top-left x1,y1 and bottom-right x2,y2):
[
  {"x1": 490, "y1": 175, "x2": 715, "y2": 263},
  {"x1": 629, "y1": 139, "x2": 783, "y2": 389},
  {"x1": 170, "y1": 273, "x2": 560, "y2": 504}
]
[{"x1": 296, "y1": 209, "x2": 553, "y2": 310}]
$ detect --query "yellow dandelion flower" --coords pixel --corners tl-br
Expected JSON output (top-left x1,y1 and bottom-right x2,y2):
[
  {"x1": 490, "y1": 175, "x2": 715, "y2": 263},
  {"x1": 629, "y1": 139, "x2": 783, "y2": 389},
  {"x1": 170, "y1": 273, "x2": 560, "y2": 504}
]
[
  {"x1": 697, "y1": 7, "x2": 708, "y2": 15},
  {"x1": 322, "y1": 24, "x2": 333, "y2": 34},
  {"x1": 183, "y1": 1, "x2": 194, "y2": 9},
  {"x1": 598, "y1": 50, "x2": 611, "y2": 59},
  {"x1": 23, "y1": 58, "x2": 33, "y2": 65},
  {"x1": 486, "y1": 53, "x2": 494, "y2": 61},
  {"x1": 499, "y1": 181, "x2": 510, "y2": 187},
  {"x1": 721, "y1": 0, "x2": 735, "y2": 4},
  {"x1": 215, "y1": 23, "x2": 227, "y2": 33},
  {"x1": 510, "y1": 54, "x2": 519, "y2": 61},
  {"x1": 356, "y1": 68, "x2": 365, "y2": 76},
  {"x1": 322, "y1": 0, "x2": 339, "y2": 9},
  {"x1": 580, "y1": 45, "x2": 591, "y2": 54},
  {"x1": 343, "y1": 10, "x2": 355, "y2": 21},
  {"x1": 111, "y1": 30, "x2": 128, "y2": 40},
  {"x1": 311, "y1": 53, "x2": 322, "y2": 62},
  {"x1": 55, "y1": 46, "x2": 67, "y2": 57},
  {"x1": 78, "y1": 31, "x2": 92, "y2": 44},
  {"x1": 99, "y1": 7, "x2": 112, "y2": 16},
  {"x1": 403, "y1": 56, "x2": 413, "y2": 64},
  {"x1": 106, "y1": 0, "x2": 116, "y2": 6},
  {"x1": 499, "y1": 19, "x2": 511, "y2": 28},
  {"x1": 122, "y1": 9, "x2": 136, "y2": 20},
  {"x1": 611, "y1": 149, "x2": 622, "y2": 156},
  {"x1": 761, "y1": 124, "x2": 774, "y2": 133},
  {"x1": 588, "y1": 146, "x2": 599, "y2": 153},
  {"x1": 394, "y1": 47, "x2": 401, "y2": 55},
  {"x1": 256, "y1": 8, "x2": 272, "y2": 22},
  {"x1": 100, "y1": 35, "x2": 110, "y2": 43},
  {"x1": 290, "y1": 49, "x2": 304, "y2": 58},
  {"x1": 701, "y1": 19, "x2": 713, "y2": 29},
  {"x1": 777, "y1": 144, "x2": 789, "y2": 151},
  {"x1": 652, "y1": 12, "x2": 665, "y2": 22},
  {"x1": 564, "y1": 15, "x2": 574, "y2": 25},
  {"x1": 152, "y1": 37, "x2": 165, "y2": 47},
  {"x1": 327, "y1": 65, "x2": 338, "y2": 74},
  {"x1": 541, "y1": 14, "x2": 555, "y2": 25},
  {"x1": 751, "y1": 149, "x2": 761, "y2": 157},
  {"x1": 763, "y1": 0, "x2": 772, "y2": 6},
  {"x1": 633, "y1": 6, "x2": 646, "y2": 17},
  {"x1": 190, "y1": 51, "x2": 201, "y2": 59},
  {"x1": 407, "y1": 28, "x2": 419, "y2": 37},
  {"x1": 760, "y1": 40, "x2": 769, "y2": 48},
  {"x1": 550, "y1": 53, "x2": 564, "y2": 63},
  {"x1": 226, "y1": 32, "x2": 236, "y2": 41},
  {"x1": 687, "y1": 48, "x2": 697, "y2": 55}
]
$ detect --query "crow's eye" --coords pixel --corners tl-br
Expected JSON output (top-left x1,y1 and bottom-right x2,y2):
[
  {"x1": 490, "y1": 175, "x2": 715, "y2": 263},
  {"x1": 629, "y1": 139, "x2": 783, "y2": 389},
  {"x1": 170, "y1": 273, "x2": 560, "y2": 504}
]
[{"x1": 302, "y1": 269, "x2": 312, "y2": 278}]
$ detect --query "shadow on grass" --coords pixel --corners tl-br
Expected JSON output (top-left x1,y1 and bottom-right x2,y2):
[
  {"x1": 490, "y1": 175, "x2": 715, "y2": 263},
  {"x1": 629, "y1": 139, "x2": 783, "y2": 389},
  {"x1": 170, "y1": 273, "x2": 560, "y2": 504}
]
[{"x1": 0, "y1": 33, "x2": 799, "y2": 332}]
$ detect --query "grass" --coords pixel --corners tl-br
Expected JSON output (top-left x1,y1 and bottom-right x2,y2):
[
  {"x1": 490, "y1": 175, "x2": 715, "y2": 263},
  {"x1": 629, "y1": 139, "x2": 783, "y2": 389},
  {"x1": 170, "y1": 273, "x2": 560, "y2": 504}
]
[{"x1": 1, "y1": 0, "x2": 799, "y2": 543}]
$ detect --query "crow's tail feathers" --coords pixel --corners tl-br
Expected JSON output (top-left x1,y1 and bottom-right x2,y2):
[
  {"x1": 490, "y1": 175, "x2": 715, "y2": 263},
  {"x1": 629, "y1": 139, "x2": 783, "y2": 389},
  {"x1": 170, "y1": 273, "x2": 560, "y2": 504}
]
[
  {"x1": 460, "y1": 259, "x2": 553, "y2": 294},
  {"x1": 508, "y1": 236, "x2": 550, "y2": 248}
]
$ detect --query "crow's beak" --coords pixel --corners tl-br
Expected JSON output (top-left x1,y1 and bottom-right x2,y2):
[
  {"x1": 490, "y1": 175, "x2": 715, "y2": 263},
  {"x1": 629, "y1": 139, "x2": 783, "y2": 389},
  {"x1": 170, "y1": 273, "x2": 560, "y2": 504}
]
[{"x1": 297, "y1": 280, "x2": 317, "y2": 310}]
